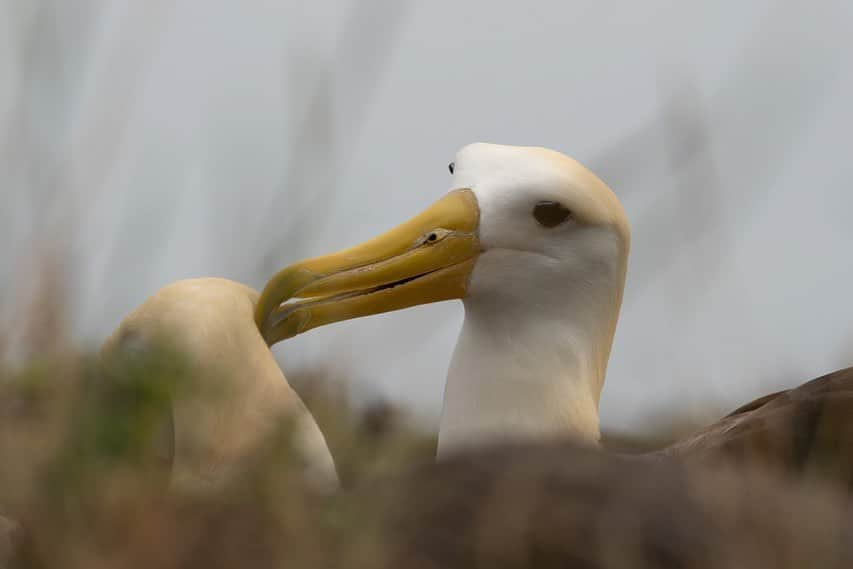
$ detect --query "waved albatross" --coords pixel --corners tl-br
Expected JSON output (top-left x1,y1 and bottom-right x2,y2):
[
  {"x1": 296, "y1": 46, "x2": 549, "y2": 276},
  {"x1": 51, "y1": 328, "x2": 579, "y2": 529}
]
[
  {"x1": 102, "y1": 277, "x2": 338, "y2": 492},
  {"x1": 254, "y1": 143, "x2": 853, "y2": 486}
]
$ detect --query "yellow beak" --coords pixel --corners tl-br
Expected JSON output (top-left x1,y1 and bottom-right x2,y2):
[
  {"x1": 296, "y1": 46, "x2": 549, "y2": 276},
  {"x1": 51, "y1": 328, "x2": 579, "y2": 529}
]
[{"x1": 255, "y1": 189, "x2": 480, "y2": 345}]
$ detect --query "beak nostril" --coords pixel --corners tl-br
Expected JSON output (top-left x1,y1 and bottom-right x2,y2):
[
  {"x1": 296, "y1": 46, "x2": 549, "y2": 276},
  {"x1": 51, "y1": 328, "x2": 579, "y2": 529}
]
[{"x1": 418, "y1": 229, "x2": 450, "y2": 247}]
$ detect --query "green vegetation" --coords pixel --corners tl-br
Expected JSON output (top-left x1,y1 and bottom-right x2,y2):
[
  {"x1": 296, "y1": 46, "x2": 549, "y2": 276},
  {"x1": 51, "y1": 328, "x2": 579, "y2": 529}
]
[
  {"x1": 1, "y1": 346, "x2": 851, "y2": 569},
  {"x1": 0, "y1": 344, "x2": 434, "y2": 568}
]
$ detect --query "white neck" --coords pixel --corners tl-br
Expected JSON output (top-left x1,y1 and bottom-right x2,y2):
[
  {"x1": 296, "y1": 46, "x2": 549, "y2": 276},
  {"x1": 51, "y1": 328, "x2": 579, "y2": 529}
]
[{"x1": 436, "y1": 248, "x2": 625, "y2": 458}]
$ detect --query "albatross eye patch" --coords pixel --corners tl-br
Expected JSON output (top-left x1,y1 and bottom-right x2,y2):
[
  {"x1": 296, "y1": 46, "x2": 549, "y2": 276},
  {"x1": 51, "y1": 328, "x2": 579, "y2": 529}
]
[{"x1": 532, "y1": 201, "x2": 571, "y2": 227}]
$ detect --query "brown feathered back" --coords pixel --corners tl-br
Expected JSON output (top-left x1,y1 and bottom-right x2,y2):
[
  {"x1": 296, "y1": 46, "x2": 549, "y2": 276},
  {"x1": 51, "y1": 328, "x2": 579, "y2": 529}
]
[{"x1": 663, "y1": 367, "x2": 853, "y2": 489}]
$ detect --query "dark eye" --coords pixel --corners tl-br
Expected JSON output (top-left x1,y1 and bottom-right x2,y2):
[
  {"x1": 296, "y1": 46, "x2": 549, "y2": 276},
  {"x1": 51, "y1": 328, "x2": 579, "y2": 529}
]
[
  {"x1": 532, "y1": 201, "x2": 571, "y2": 227},
  {"x1": 448, "y1": 162, "x2": 455, "y2": 174}
]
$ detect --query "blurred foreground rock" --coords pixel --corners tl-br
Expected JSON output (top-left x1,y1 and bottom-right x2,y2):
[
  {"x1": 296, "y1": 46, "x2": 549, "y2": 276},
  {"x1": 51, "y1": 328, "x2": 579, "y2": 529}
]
[{"x1": 372, "y1": 443, "x2": 853, "y2": 569}]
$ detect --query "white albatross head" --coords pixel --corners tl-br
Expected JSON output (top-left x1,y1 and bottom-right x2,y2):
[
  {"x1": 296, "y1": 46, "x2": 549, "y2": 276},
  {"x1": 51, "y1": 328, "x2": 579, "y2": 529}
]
[{"x1": 256, "y1": 143, "x2": 630, "y2": 456}]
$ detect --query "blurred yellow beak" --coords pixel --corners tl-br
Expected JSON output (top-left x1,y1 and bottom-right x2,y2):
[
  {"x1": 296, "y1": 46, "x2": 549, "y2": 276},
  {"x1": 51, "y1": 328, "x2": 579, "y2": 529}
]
[{"x1": 255, "y1": 189, "x2": 480, "y2": 345}]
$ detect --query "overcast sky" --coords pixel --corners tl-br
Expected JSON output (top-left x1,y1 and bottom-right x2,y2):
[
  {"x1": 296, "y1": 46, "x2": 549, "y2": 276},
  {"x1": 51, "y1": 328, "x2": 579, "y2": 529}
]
[{"x1": 2, "y1": 0, "x2": 852, "y2": 433}]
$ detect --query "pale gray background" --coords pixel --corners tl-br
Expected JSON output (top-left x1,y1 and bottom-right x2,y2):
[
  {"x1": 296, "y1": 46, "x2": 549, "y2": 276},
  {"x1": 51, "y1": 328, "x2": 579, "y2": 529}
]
[{"x1": 2, "y1": 1, "x2": 852, "y2": 433}]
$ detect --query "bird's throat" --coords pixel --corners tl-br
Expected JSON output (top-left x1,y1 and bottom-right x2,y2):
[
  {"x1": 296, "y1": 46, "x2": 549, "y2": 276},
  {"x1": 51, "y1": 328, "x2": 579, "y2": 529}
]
[{"x1": 436, "y1": 296, "x2": 610, "y2": 458}]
